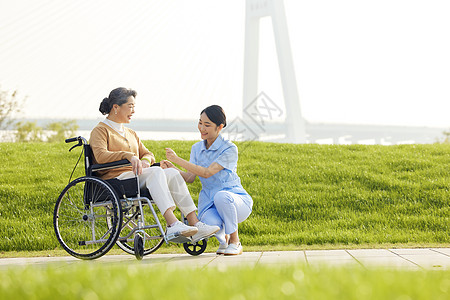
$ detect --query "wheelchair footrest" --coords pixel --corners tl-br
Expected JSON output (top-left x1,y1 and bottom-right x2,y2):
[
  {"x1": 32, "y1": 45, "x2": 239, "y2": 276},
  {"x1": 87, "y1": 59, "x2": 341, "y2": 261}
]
[
  {"x1": 117, "y1": 235, "x2": 163, "y2": 243},
  {"x1": 166, "y1": 233, "x2": 192, "y2": 244}
]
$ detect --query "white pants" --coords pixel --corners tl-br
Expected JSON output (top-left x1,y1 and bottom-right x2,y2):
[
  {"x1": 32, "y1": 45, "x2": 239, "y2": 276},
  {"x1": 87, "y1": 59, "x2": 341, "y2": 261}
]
[{"x1": 117, "y1": 167, "x2": 197, "y2": 216}]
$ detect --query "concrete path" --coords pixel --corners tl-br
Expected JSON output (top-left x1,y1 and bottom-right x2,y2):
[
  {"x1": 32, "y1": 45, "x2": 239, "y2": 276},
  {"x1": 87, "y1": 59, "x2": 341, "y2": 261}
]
[{"x1": 0, "y1": 248, "x2": 449, "y2": 270}]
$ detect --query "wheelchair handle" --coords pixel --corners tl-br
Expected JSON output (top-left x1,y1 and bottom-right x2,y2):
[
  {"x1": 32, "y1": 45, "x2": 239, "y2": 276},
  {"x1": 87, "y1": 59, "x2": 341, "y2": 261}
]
[
  {"x1": 65, "y1": 136, "x2": 88, "y2": 144},
  {"x1": 66, "y1": 136, "x2": 88, "y2": 151},
  {"x1": 65, "y1": 137, "x2": 79, "y2": 143}
]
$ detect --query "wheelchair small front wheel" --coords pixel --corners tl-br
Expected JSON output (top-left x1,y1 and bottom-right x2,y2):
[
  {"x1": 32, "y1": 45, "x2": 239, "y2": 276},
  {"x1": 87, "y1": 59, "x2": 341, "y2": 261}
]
[
  {"x1": 134, "y1": 234, "x2": 144, "y2": 260},
  {"x1": 113, "y1": 204, "x2": 165, "y2": 256},
  {"x1": 183, "y1": 239, "x2": 207, "y2": 256},
  {"x1": 53, "y1": 177, "x2": 122, "y2": 260}
]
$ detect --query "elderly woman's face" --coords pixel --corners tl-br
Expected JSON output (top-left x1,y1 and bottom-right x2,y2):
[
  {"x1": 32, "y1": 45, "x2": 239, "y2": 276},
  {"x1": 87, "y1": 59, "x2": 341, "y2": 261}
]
[{"x1": 113, "y1": 96, "x2": 135, "y2": 123}]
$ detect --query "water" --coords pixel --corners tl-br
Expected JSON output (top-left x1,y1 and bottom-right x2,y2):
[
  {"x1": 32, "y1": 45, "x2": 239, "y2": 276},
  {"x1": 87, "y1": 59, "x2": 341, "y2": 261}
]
[
  {"x1": 1, "y1": 119, "x2": 447, "y2": 145},
  {"x1": 78, "y1": 130, "x2": 200, "y2": 141}
]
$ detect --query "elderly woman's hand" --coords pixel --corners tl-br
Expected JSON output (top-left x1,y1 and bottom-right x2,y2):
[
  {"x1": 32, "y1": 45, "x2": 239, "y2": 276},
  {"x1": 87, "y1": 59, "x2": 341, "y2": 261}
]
[
  {"x1": 165, "y1": 148, "x2": 178, "y2": 162},
  {"x1": 141, "y1": 159, "x2": 151, "y2": 168},
  {"x1": 130, "y1": 156, "x2": 143, "y2": 175},
  {"x1": 160, "y1": 160, "x2": 175, "y2": 169}
]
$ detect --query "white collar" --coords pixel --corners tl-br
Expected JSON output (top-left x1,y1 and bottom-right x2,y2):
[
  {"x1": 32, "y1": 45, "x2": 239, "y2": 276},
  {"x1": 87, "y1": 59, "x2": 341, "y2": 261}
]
[{"x1": 102, "y1": 118, "x2": 125, "y2": 136}]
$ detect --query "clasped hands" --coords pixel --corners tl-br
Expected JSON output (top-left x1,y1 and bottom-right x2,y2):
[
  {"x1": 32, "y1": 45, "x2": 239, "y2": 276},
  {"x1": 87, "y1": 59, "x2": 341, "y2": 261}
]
[
  {"x1": 130, "y1": 148, "x2": 179, "y2": 175},
  {"x1": 161, "y1": 148, "x2": 178, "y2": 169}
]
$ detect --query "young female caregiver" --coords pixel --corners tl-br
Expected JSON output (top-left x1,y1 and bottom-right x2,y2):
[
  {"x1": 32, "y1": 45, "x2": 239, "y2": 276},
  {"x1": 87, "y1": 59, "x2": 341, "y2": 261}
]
[{"x1": 162, "y1": 105, "x2": 253, "y2": 255}]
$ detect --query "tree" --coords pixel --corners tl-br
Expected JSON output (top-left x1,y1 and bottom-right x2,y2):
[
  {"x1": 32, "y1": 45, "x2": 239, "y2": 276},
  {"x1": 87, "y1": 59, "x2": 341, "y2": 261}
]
[
  {"x1": 46, "y1": 120, "x2": 79, "y2": 142},
  {"x1": 14, "y1": 120, "x2": 79, "y2": 142},
  {"x1": 443, "y1": 130, "x2": 450, "y2": 144},
  {"x1": 15, "y1": 121, "x2": 44, "y2": 142},
  {"x1": 0, "y1": 86, "x2": 24, "y2": 130},
  {"x1": 1, "y1": 85, "x2": 79, "y2": 143}
]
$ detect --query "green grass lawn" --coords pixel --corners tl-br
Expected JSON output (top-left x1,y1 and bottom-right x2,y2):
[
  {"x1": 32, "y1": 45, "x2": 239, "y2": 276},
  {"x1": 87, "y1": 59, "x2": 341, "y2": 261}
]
[
  {"x1": 0, "y1": 263, "x2": 448, "y2": 300},
  {"x1": 0, "y1": 141, "x2": 449, "y2": 253}
]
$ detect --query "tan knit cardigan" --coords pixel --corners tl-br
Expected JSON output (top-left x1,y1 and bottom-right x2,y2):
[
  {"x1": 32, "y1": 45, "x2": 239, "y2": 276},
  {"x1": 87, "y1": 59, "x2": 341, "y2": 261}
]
[{"x1": 89, "y1": 122, "x2": 155, "y2": 179}]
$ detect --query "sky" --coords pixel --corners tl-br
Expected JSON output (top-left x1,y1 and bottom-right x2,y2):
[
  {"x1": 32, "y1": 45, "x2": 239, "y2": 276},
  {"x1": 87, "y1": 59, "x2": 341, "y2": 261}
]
[{"x1": 0, "y1": 0, "x2": 449, "y2": 128}]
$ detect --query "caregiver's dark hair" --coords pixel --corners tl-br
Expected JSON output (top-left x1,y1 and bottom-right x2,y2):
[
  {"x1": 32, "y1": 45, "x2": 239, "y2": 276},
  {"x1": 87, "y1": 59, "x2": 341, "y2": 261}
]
[
  {"x1": 201, "y1": 105, "x2": 227, "y2": 128},
  {"x1": 99, "y1": 87, "x2": 137, "y2": 115}
]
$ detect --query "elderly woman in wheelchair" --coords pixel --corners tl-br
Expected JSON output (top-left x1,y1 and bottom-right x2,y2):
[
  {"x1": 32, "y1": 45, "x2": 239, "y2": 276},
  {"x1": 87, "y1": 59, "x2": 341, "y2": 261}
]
[{"x1": 53, "y1": 87, "x2": 219, "y2": 260}]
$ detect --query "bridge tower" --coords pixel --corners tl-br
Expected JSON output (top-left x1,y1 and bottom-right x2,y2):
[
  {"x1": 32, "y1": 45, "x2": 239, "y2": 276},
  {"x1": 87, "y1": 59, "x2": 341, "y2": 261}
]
[{"x1": 243, "y1": 0, "x2": 306, "y2": 143}]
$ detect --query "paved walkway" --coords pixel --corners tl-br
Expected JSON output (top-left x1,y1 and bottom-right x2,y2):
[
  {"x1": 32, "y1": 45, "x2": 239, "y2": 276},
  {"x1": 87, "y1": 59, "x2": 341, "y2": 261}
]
[{"x1": 0, "y1": 248, "x2": 449, "y2": 270}]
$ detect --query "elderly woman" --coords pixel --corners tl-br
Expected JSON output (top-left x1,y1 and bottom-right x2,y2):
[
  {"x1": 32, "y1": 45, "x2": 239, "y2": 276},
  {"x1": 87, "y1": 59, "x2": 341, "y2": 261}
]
[
  {"x1": 162, "y1": 105, "x2": 253, "y2": 255},
  {"x1": 89, "y1": 87, "x2": 219, "y2": 241}
]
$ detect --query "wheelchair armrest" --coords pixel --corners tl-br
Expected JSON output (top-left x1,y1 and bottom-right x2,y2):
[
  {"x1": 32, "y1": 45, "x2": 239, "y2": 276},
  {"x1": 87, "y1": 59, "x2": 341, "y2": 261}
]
[
  {"x1": 90, "y1": 160, "x2": 160, "y2": 173},
  {"x1": 91, "y1": 159, "x2": 131, "y2": 172}
]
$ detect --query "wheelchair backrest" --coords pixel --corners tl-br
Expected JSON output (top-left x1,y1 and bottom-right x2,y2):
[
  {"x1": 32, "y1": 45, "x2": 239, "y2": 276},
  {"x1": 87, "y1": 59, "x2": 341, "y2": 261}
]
[
  {"x1": 83, "y1": 144, "x2": 96, "y2": 176},
  {"x1": 81, "y1": 142, "x2": 142, "y2": 200}
]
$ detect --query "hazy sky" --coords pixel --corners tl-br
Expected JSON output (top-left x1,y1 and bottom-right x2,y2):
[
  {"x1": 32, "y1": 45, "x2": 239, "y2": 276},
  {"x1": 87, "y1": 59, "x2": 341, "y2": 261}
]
[{"x1": 1, "y1": 0, "x2": 449, "y2": 127}]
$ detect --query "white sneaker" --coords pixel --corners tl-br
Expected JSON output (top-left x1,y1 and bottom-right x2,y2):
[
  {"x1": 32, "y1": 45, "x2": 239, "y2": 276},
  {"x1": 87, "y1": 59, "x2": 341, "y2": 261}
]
[
  {"x1": 224, "y1": 242, "x2": 243, "y2": 256},
  {"x1": 191, "y1": 222, "x2": 220, "y2": 242},
  {"x1": 216, "y1": 243, "x2": 228, "y2": 255},
  {"x1": 166, "y1": 221, "x2": 198, "y2": 237}
]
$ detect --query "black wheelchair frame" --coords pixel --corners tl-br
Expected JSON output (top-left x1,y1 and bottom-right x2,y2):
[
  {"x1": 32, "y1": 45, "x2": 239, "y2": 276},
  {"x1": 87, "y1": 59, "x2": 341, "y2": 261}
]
[{"x1": 53, "y1": 136, "x2": 208, "y2": 260}]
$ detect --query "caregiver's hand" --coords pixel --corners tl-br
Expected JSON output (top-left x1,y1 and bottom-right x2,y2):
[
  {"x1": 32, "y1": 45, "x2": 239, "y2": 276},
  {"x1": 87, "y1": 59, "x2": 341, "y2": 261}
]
[{"x1": 165, "y1": 148, "x2": 179, "y2": 162}]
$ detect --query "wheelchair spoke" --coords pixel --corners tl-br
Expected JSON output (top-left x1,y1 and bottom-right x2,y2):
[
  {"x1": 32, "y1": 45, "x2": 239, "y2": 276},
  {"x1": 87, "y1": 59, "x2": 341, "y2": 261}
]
[
  {"x1": 65, "y1": 191, "x2": 86, "y2": 214},
  {"x1": 99, "y1": 225, "x2": 114, "y2": 240},
  {"x1": 57, "y1": 218, "x2": 84, "y2": 225}
]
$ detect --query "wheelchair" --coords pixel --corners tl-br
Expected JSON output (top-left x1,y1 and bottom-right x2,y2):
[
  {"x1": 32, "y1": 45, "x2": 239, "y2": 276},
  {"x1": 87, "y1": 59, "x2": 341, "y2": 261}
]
[{"x1": 53, "y1": 136, "x2": 208, "y2": 260}]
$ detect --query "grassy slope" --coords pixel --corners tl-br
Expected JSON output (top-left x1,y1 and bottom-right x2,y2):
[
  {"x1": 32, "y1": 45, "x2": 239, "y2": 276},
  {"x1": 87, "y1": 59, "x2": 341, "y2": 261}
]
[
  {"x1": 240, "y1": 143, "x2": 449, "y2": 246},
  {"x1": 0, "y1": 141, "x2": 449, "y2": 252}
]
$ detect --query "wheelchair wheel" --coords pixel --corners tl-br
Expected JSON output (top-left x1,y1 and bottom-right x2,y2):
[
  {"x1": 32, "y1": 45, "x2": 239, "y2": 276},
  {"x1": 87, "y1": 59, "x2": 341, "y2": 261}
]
[
  {"x1": 183, "y1": 239, "x2": 207, "y2": 256},
  {"x1": 114, "y1": 204, "x2": 165, "y2": 256},
  {"x1": 53, "y1": 177, "x2": 122, "y2": 260},
  {"x1": 134, "y1": 234, "x2": 144, "y2": 260}
]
